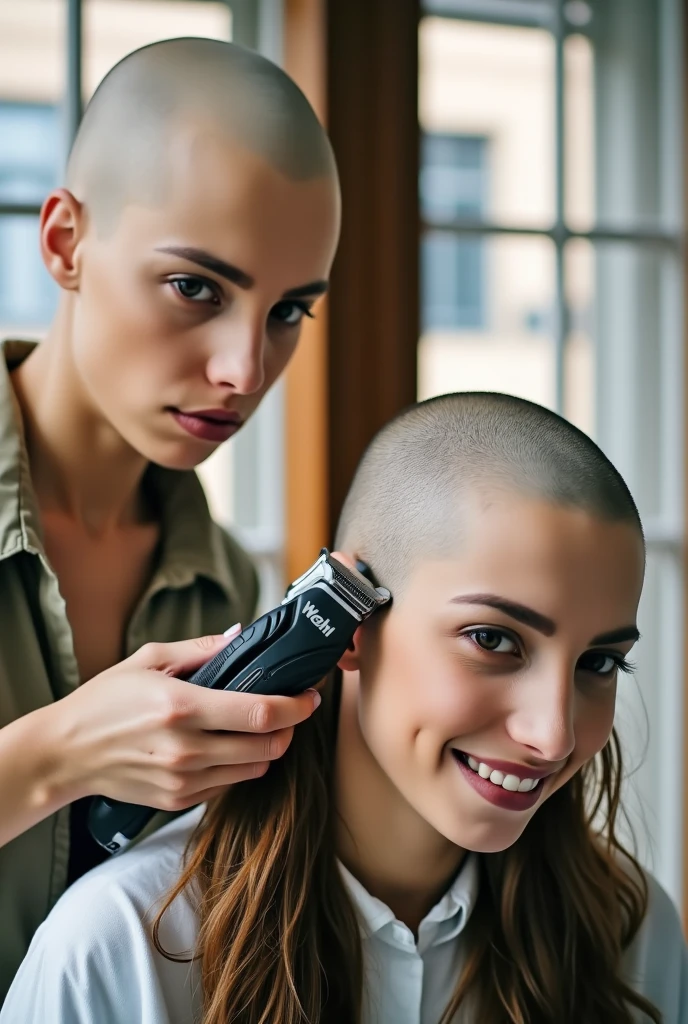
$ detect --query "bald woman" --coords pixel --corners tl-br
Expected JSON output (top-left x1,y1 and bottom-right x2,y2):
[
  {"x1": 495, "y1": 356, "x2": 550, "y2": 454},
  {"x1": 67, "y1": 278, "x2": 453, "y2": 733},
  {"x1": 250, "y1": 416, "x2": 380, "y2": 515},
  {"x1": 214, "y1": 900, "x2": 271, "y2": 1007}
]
[{"x1": 0, "y1": 37, "x2": 340, "y2": 996}]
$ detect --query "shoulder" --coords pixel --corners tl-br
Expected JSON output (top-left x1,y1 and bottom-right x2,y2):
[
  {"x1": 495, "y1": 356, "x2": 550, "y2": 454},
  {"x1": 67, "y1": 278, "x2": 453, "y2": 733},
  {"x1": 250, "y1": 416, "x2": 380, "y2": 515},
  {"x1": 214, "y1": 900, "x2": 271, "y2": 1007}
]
[
  {"x1": 1, "y1": 808, "x2": 204, "y2": 1024},
  {"x1": 621, "y1": 868, "x2": 688, "y2": 1022}
]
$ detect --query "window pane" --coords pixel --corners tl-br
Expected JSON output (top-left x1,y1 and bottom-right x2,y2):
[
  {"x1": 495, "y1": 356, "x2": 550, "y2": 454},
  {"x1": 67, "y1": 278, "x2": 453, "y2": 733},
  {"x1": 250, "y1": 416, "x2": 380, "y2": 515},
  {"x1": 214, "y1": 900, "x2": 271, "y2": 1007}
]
[
  {"x1": 0, "y1": 101, "x2": 61, "y2": 331},
  {"x1": 419, "y1": 17, "x2": 555, "y2": 228},
  {"x1": 564, "y1": 32, "x2": 594, "y2": 231},
  {"x1": 0, "y1": 216, "x2": 58, "y2": 330},
  {"x1": 564, "y1": 238, "x2": 594, "y2": 437},
  {"x1": 0, "y1": 4, "x2": 63, "y2": 334},
  {"x1": 418, "y1": 235, "x2": 555, "y2": 406},
  {"x1": 422, "y1": 232, "x2": 485, "y2": 330},
  {"x1": 565, "y1": 0, "x2": 670, "y2": 231},
  {"x1": 0, "y1": 1, "x2": 65, "y2": 107}
]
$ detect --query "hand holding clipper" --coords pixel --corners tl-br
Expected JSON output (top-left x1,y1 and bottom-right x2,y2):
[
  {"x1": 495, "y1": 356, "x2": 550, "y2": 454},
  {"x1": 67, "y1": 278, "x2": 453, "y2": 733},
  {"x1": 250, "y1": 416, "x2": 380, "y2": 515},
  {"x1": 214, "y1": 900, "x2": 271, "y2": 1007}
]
[{"x1": 88, "y1": 550, "x2": 390, "y2": 853}]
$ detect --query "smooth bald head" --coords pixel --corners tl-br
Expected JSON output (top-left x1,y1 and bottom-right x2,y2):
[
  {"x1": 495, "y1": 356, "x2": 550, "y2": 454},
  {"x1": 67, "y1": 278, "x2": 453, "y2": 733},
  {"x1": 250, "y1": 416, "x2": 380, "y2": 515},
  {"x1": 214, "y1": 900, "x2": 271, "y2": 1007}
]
[
  {"x1": 335, "y1": 393, "x2": 643, "y2": 596},
  {"x1": 67, "y1": 37, "x2": 337, "y2": 235}
]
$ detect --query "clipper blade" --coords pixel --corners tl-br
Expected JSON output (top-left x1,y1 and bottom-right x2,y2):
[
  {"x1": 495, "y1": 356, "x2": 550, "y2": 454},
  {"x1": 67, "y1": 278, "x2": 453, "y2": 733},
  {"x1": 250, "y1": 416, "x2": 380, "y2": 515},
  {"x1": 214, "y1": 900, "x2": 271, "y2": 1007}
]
[{"x1": 285, "y1": 549, "x2": 390, "y2": 619}]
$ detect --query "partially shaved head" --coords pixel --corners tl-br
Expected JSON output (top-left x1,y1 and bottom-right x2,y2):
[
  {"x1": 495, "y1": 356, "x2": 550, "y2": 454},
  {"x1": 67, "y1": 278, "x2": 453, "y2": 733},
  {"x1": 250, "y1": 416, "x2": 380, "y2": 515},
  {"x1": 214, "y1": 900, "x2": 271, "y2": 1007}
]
[
  {"x1": 336, "y1": 393, "x2": 643, "y2": 596},
  {"x1": 66, "y1": 37, "x2": 336, "y2": 235}
]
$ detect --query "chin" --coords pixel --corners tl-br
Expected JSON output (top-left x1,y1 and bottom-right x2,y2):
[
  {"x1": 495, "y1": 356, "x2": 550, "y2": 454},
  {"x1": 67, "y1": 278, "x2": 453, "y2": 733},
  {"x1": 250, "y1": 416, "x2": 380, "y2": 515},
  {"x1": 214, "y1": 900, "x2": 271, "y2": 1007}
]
[
  {"x1": 441, "y1": 816, "x2": 530, "y2": 855},
  {"x1": 149, "y1": 446, "x2": 213, "y2": 471},
  {"x1": 119, "y1": 432, "x2": 211, "y2": 472}
]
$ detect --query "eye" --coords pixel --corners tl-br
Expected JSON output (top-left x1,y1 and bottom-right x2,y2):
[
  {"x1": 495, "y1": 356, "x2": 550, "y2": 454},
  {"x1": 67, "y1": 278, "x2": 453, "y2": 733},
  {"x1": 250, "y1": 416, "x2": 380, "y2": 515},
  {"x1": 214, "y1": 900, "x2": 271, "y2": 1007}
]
[
  {"x1": 466, "y1": 628, "x2": 519, "y2": 655},
  {"x1": 169, "y1": 275, "x2": 219, "y2": 304},
  {"x1": 578, "y1": 651, "x2": 633, "y2": 676},
  {"x1": 269, "y1": 300, "x2": 314, "y2": 327}
]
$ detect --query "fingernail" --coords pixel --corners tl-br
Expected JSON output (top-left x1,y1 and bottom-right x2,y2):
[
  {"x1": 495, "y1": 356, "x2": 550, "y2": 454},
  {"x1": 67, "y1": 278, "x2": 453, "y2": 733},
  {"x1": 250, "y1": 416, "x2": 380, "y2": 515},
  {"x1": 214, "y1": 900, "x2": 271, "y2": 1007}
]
[
  {"x1": 307, "y1": 689, "x2": 321, "y2": 709},
  {"x1": 223, "y1": 623, "x2": 241, "y2": 637}
]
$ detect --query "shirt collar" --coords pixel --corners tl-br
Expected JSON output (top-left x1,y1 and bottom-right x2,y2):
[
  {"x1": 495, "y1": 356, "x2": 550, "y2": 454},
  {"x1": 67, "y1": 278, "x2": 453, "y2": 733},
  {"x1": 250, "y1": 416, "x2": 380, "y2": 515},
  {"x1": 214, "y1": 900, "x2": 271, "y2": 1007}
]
[
  {"x1": 338, "y1": 853, "x2": 480, "y2": 949},
  {"x1": 0, "y1": 338, "x2": 236, "y2": 601},
  {"x1": 0, "y1": 339, "x2": 43, "y2": 560}
]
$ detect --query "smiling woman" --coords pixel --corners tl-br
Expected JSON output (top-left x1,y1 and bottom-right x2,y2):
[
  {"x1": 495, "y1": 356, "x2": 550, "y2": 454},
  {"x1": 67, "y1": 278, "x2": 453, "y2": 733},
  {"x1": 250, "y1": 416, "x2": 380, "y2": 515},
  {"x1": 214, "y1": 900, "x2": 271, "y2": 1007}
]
[{"x1": 3, "y1": 392, "x2": 685, "y2": 1024}]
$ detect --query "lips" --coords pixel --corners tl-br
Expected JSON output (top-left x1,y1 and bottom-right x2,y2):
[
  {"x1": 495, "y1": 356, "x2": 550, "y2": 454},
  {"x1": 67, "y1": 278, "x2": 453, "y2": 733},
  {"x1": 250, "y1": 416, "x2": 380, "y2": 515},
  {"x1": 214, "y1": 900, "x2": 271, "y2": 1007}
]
[
  {"x1": 168, "y1": 407, "x2": 243, "y2": 443},
  {"x1": 451, "y1": 749, "x2": 554, "y2": 812}
]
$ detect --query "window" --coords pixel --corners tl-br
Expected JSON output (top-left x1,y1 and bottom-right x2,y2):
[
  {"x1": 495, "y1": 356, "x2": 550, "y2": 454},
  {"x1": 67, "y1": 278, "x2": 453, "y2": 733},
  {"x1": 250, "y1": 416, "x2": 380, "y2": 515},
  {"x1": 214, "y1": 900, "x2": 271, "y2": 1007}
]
[
  {"x1": 421, "y1": 133, "x2": 487, "y2": 330},
  {"x1": 418, "y1": 0, "x2": 685, "y2": 907},
  {"x1": 0, "y1": 103, "x2": 60, "y2": 327}
]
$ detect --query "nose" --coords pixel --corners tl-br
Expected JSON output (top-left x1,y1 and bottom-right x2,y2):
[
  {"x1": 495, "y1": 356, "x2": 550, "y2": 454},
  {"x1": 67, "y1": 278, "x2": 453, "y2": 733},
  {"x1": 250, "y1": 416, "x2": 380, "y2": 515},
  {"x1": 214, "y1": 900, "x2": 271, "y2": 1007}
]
[
  {"x1": 205, "y1": 318, "x2": 266, "y2": 395},
  {"x1": 506, "y1": 667, "x2": 576, "y2": 764}
]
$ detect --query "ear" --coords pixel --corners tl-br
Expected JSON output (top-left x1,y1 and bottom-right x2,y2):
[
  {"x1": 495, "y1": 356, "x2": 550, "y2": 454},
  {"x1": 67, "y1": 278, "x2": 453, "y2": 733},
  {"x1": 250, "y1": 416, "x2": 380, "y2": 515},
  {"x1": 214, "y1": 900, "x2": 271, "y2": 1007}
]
[
  {"x1": 337, "y1": 624, "x2": 364, "y2": 672},
  {"x1": 39, "y1": 188, "x2": 87, "y2": 290}
]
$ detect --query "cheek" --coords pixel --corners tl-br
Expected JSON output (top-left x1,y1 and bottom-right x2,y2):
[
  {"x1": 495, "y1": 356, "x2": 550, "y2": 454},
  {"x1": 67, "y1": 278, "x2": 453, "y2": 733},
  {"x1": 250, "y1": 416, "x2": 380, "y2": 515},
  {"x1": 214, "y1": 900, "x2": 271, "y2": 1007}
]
[
  {"x1": 358, "y1": 639, "x2": 493, "y2": 774},
  {"x1": 263, "y1": 333, "x2": 299, "y2": 390},
  {"x1": 550, "y1": 688, "x2": 617, "y2": 796},
  {"x1": 74, "y1": 269, "x2": 190, "y2": 400},
  {"x1": 574, "y1": 689, "x2": 617, "y2": 762}
]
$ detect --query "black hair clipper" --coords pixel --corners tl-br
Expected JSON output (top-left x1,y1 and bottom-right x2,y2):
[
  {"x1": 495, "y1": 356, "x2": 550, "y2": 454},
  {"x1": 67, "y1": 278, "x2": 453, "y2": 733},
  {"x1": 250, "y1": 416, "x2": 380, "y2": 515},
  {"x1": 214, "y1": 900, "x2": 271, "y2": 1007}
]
[{"x1": 88, "y1": 550, "x2": 390, "y2": 853}]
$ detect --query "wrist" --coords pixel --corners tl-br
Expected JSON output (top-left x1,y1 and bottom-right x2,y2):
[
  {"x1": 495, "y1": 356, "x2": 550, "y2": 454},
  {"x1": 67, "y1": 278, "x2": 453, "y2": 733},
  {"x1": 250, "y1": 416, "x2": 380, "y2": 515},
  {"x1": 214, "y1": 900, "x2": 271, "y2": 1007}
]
[{"x1": 27, "y1": 700, "x2": 90, "y2": 813}]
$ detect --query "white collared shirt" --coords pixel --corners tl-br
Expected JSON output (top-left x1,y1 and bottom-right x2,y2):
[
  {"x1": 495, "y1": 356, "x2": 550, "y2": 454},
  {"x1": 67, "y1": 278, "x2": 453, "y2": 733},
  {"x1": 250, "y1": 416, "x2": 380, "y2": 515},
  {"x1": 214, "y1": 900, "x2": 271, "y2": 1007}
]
[
  {"x1": 339, "y1": 858, "x2": 479, "y2": 1024},
  {"x1": 2, "y1": 808, "x2": 686, "y2": 1024}
]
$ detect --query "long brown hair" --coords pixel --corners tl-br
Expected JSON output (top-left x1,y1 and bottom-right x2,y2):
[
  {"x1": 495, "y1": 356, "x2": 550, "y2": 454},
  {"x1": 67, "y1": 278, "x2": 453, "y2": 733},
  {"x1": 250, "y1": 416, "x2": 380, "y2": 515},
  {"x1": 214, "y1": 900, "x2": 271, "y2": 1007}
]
[{"x1": 154, "y1": 673, "x2": 660, "y2": 1024}]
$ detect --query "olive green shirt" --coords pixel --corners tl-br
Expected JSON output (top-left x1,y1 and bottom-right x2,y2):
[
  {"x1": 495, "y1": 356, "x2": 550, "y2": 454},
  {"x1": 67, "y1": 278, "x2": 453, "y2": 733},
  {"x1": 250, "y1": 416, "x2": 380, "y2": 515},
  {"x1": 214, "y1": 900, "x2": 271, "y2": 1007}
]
[{"x1": 0, "y1": 340, "x2": 258, "y2": 999}]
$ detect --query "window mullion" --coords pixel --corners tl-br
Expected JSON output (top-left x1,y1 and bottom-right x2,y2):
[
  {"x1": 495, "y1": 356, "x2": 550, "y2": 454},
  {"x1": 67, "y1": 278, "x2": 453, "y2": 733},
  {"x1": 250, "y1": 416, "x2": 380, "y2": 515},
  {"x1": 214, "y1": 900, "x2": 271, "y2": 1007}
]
[{"x1": 65, "y1": 0, "x2": 83, "y2": 164}]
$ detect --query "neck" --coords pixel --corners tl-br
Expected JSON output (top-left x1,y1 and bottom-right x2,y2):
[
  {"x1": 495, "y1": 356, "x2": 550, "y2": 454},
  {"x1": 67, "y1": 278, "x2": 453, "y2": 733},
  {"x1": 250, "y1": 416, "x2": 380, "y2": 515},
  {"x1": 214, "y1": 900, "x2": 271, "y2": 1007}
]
[
  {"x1": 10, "y1": 301, "x2": 149, "y2": 533},
  {"x1": 334, "y1": 671, "x2": 466, "y2": 934}
]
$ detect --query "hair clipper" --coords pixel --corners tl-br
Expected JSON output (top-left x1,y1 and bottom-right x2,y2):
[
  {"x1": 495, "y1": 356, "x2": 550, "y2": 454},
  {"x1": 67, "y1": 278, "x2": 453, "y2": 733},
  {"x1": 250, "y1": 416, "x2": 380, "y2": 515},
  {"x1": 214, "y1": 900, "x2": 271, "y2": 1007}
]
[{"x1": 88, "y1": 550, "x2": 390, "y2": 853}]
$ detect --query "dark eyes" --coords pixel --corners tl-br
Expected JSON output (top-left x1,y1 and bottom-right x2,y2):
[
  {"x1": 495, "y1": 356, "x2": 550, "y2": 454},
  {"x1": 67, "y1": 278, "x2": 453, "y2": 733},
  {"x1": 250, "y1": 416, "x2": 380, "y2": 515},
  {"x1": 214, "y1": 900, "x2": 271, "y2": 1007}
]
[
  {"x1": 270, "y1": 299, "x2": 315, "y2": 327},
  {"x1": 469, "y1": 629, "x2": 517, "y2": 655},
  {"x1": 168, "y1": 275, "x2": 315, "y2": 327},
  {"x1": 170, "y1": 275, "x2": 218, "y2": 303},
  {"x1": 465, "y1": 628, "x2": 633, "y2": 677}
]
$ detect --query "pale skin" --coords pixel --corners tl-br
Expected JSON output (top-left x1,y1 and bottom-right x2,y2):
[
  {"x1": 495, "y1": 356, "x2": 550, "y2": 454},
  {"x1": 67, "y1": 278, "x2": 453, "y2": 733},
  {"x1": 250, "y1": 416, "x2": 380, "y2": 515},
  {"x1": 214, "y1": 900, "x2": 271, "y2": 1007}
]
[
  {"x1": 0, "y1": 123, "x2": 340, "y2": 849},
  {"x1": 332, "y1": 493, "x2": 645, "y2": 934}
]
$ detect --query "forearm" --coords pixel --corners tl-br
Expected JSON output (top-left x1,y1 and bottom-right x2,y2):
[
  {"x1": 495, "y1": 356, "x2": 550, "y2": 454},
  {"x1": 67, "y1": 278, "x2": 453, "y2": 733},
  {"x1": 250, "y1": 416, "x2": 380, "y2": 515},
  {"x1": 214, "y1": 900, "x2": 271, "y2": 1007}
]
[{"x1": 0, "y1": 703, "x2": 81, "y2": 848}]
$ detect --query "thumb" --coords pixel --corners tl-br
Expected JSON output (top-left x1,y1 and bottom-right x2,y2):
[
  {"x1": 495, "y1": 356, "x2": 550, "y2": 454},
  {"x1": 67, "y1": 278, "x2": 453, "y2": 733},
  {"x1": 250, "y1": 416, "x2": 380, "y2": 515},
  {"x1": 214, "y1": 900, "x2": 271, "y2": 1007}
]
[{"x1": 130, "y1": 633, "x2": 233, "y2": 676}]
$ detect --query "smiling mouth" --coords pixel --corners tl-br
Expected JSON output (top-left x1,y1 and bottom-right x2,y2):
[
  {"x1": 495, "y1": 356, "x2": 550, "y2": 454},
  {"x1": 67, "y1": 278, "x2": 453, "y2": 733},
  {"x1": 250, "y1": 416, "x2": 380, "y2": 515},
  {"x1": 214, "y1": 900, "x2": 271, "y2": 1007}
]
[{"x1": 452, "y1": 750, "x2": 544, "y2": 794}]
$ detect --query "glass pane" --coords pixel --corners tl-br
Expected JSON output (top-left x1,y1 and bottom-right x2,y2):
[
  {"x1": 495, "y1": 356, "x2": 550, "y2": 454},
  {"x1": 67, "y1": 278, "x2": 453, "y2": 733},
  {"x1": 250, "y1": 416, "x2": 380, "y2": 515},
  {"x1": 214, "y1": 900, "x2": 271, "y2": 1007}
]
[
  {"x1": 0, "y1": 3, "x2": 64, "y2": 334},
  {"x1": 419, "y1": 17, "x2": 555, "y2": 229},
  {"x1": 418, "y1": 235, "x2": 555, "y2": 407},
  {"x1": 564, "y1": 32, "x2": 594, "y2": 231},
  {"x1": 0, "y1": 103, "x2": 61, "y2": 204},
  {"x1": 564, "y1": 238, "x2": 594, "y2": 437},
  {"x1": 615, "y1": 544, "x2": 684, "y2": 892},
  {"x1": 577, "y1": 241, "x2": 674, "y2": 525},
  {"x1": 565, "y1": 0, "x2": 668, "y2": 231},
  {"x1": 0, "y1": 1, "x2": 65, "y2": 108},
  {"x1": 84, "y1": 1, "x2": 232, "y2": 100},
  {"x1": 0, "y1": 216, "x2": 58, "y2": 331}
]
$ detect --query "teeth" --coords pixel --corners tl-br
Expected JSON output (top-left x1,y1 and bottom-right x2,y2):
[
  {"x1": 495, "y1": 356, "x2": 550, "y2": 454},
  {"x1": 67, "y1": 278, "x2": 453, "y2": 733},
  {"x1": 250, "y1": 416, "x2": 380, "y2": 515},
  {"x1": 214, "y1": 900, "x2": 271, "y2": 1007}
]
[
  {"x1": 461, "y1": 755, "x2": 539, "y2": 794},
  {"x1": 502, "y1": 774, "x2": 521, "y2": 792}
]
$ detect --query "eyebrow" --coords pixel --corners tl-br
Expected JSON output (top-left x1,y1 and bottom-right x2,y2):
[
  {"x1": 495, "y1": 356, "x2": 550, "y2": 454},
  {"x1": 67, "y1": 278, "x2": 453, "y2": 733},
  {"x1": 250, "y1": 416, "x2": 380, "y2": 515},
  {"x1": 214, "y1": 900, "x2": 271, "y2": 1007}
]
[
  {"x1": 155, "y1": 245, "x2": 329, "y2": 299},
  {"x1": 449, "y1": 594, "x2": 639, "y2": 646}
]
